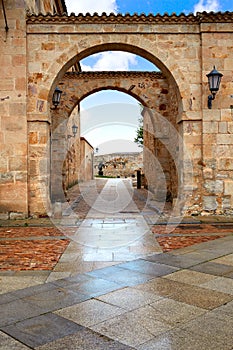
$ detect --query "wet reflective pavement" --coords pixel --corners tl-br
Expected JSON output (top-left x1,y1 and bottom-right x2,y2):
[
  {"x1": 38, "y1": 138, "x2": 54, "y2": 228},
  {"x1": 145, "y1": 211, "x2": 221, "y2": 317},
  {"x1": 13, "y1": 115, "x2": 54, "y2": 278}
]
[{"x1": 1, "y1": 178, "x2": 233, "y2": 349}]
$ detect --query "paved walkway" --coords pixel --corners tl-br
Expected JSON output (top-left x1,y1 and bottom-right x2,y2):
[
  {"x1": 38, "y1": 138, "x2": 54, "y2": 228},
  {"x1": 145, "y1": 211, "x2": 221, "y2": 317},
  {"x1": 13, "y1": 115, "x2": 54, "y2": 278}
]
[{"x1": 1, "y1": 178, "x2": 233, "y2": 349}]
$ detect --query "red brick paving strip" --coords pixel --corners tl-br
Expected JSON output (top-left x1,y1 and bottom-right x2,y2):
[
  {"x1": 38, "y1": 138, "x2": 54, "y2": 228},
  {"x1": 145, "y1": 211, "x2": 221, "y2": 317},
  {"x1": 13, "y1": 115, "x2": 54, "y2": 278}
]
[
  {"x1": 0, "y1": 227, "x2": 64, "y2": 238},
  {"x1": 0, "y1": 227, "x2": 70, "y2": 271},
  {"x1": 156, "y1": 235, "x2": 225, "y2": 252},
  {"x1": 152, "y1": 224, "x2": 230, "y2": 252},
  {"x1": 1, "y1": 182, "x2": 233, "y2": 269}
]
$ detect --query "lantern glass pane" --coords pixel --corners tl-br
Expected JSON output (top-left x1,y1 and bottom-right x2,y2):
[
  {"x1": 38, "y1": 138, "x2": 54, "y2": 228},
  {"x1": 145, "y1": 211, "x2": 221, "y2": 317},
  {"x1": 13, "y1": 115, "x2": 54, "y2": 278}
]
[{"x1": 72, "y1": 124, "x2": 78, "y2": 136}]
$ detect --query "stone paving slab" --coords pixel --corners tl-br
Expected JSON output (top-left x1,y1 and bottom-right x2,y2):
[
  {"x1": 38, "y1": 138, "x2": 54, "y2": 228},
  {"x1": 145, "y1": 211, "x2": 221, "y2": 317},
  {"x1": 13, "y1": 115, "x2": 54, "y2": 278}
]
[
  {"x1": 0, "y1": 299, "x2": 46, "y2": 328},
  {"x1": 36, "y1": 328, "x2": 135, "y2": 350},
  {"x1": 118, "y1": 259, "x2": 178, "y2": 277},
  {"x1": 1, "y1": 179, "x2": 233, "y2": 349},
  {"x1": 90, "y1": 305, "x2": 173, "y2": 347},
  {"x1": 180, "y1": 312, "x2": 233, "y2": 348},
  {"x1": 0, "y1": 237, "x2": 233, "y2": 349},
  {"x1": 24, "y1": 287, "x2": 90, "y2": 314},
  {"x1": 144, "y1": 252, "x2": 213, "y2": 268},
  {"x1": 190, "y1": 261, "x2": 233, "y2": 276},
  {"x1": 1, "y1": 313, "x2": 83, "y2": 348},
  {"x1": 137, "y1": 328, "x2": 230, "y2": 350},
  {"x1": 96, "y1": 287, "x2": 162, "y2": 311},
  {"x1": 0, "y1": 331, "x2": 31, "y2": 350},
  {"x1": 86, "y1": 265, "x2": 156, "y2": 286},
  {"x1": 55, "y1": 298, "x2": 126, "y2": 327}
]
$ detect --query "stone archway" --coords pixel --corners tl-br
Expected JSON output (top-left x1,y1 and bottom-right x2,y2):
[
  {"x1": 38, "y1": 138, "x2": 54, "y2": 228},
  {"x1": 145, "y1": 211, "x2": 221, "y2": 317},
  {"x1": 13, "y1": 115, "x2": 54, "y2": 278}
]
[
  {"x1": 47, "y1": 70, "x2": 180, "y2": 214},
  {"x1": 26, "y1": 12, "x2": 208, "y2": 217},
  {"x1": 27, "y1": 49, "x2": 194, "y2": 216},
  {"x1": 2, "y1": 8, "x2": 233, "y2": 218}
]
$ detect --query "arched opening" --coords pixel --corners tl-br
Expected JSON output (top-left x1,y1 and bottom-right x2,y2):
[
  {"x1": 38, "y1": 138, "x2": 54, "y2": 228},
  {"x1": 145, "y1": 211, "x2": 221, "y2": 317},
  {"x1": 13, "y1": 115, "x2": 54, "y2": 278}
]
[
  {"x1": 44, "y1": 44, "x2": 183, "y2": 218},
  {"x1": 48, "y1": 43, "x2": 183, "y2": 116}
]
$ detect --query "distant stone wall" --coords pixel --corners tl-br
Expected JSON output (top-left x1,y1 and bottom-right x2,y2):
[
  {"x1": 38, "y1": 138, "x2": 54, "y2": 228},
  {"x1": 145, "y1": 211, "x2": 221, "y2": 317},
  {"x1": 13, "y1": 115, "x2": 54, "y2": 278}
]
[{"x1": 94, "y1": 152, "x2": 143, "y2": 178}]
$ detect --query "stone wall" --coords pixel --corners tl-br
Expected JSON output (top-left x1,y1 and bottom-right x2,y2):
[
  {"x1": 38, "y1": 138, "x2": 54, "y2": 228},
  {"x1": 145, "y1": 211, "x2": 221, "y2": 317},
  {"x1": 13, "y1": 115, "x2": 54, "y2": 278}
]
[
  {"x1": 25, "y1": 0, "x2": 66, "y2": 15},
  {"x1": 62, "y1": 107, "x2": 80, "y2": 192},
  {"x1": 94, "y1": 152, "x2": 143, "y2": 178},
  {"x1": 1, "y1": 9, "x2": 233, "y2": 217},
  {"x1": 25, "y1": 13, "x2": 203, "y2": 216},
  {"x1": 201, "y1": 21, "x2": 233, "y2": 214},
  {"x1": 80, "y1": 137, "x2": 94, "y2": 182},
  {"x1": 0, "y1": 1, "x2": 28, "y2": 219}
]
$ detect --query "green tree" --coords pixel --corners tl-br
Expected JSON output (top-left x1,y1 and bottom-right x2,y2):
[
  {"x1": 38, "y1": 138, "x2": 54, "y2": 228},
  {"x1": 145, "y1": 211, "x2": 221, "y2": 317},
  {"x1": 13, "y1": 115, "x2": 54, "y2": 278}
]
[{"x1": 134, "y1": 116, "x2": 143, "y2": 147}]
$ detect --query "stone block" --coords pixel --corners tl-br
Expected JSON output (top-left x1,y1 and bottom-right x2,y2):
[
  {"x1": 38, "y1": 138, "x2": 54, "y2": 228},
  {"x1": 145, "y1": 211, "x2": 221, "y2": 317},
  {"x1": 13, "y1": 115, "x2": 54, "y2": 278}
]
[
  {"x1": 203, "y1": 168, "x2": 213, "y2": 179},
  {"x1": 0, "y1": 79, "x2": 14, "y2": 91},
  {"x1": 218, "y1": 122, "x2": 228, "y2": 134},
  {"x1": 52, "y1": 202, "x2": 62, "y2": 219},
  {"x1": 217, "y1": 145, "x2": 233, "y2": 158},
  {"x1": 12, "y1": 54, "x2": 26, "y2": 66},
  {"x1": 2, "y1": 116, "x2": 26, "y2": 132},
  {"x1": 13, "y1": 143, "x2": 27, "y2": 156},
  {"x1": 0, "y1": 172, "x2": 14, "y2": 184},
  {"x1": 224, "y1": 58, "x2": 232, "y2": 70},
  {"x1": 9, "y1": 212, "x2": 27, "y2": 219},
  {"x1": 218, "y1": 158, "x2": 233, "y2": 171},
  {"x1": 0, "y1": 158, "x2": 8, "y2": 172},
  {"x1": 203, "y1": 121, "x2": 218, "y2": 134},
  {"x1": 41, "y1": 42, "x2": 55, "y2": 50},
  {"x1": 224, "y1": 181, "x2": 233, "y2": 196},
  {"x1": 204, "y1": 180, "x2": 223, "y2": 194},
  {"x1": 203, "y1": 144, "x2": 216, "y2": 158},
  {"x1": 15, "y1": 172, "x2": 27, "y2": 182},
  {"x1": 0, "y1": 213, "x2": 9, "y2": 220},
  {"x1": 221, "y1": 109, "x2": 232, "y2": 122},
  {"x1": 203, "y1": 110, "x2": 221, "y2": 121},
  {"x1": 9, "y1": 102, "x2": 26, "y2": 116},
  {"x1": 202, "y1": 134, "x2": 217, "y2": 144},
  {"x1": 182, "y1": 111, "x2": 201, "y2": 120},
  {"x1": 228, "y1": 122, "x2": 233, "y2": 133},
  {"x1": 222, "y1": 196, "x2": 231, "y2": 210},
  {"x1": 9, "y1": 156, "x2": 27, "y2": 171},
  {"x1": 15, "y1": 77, "x2": 26, "y2": 90},
  {"x1": 29, "y1": 131, "x2": 38, "y2": 144},
  {"x1": 217, "y1": 134, "x2": 233, "y2": 145},
  {"x1": 203, "y1": 196, "x2": 218, "y2": 211}
]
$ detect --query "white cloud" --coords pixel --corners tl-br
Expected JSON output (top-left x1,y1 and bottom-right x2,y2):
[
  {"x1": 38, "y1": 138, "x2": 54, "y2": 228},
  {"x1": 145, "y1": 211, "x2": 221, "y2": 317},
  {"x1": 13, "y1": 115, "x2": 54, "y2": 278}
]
[
  {"x1": 65, "y1": 0, "x2": 118, "y2": 15},
  {"x1": 193, "y1": 0, "x2": 220, "y2": 13},
  {"x1": 81, "y1": 51, "x2": 138, "y2": 71}
]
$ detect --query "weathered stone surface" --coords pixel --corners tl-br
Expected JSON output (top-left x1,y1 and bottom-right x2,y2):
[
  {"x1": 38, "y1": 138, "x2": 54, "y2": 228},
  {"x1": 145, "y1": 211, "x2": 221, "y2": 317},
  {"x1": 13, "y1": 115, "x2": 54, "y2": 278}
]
[
  {"x1": 204, "y1": 180, "x2": 223, "y2": 195},
  {"x1": 1, "y1": 6, "x2": 233, "y2": 216},
  {"x1": 203, "y1": 196, "x2": 218, "y2": 211}
]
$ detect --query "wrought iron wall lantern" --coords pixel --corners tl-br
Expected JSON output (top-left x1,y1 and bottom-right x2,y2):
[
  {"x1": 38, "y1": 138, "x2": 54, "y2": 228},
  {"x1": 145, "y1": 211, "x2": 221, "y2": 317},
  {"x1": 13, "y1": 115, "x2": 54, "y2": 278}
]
[
  {"x1": 52, "y1": 87, "x2": 62, "y2": 108},
  {"x1": 206, "y1": 66, "x2": 223, "y2": 109},
  {"x1": 67, "y1": 124, "x2": 78, "y2": 138}
]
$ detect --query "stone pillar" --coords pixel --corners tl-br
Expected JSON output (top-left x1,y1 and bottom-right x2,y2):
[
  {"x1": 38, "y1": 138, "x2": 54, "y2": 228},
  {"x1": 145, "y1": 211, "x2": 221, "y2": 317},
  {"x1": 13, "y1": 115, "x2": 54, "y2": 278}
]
[
  {"x1": 0, "y1": 1, "x2": 28, "y2": 218},
  {"x1": 28, "y1": 121, "x2": 50, "y2": 216},
  {"x1": 201, "y1": 23, "x2": 233, "y2": 214}
]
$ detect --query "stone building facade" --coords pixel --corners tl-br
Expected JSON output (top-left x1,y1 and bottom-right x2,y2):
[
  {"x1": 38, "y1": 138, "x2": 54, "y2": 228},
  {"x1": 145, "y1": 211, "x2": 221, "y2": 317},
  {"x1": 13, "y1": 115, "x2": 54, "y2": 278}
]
[
  {"x1": 79, "y1": 137, "x2": 94, "y2": 182},
  {"x1": 25, "y1": 0, "x2": 66, "y2": 15},
  {"x1": 0, "y1": 1, "x2": 233, "y2": 217}
]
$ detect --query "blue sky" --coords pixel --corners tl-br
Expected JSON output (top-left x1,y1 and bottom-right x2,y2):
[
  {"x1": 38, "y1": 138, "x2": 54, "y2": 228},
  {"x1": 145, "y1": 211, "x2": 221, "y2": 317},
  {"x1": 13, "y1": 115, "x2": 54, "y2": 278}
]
[
  {"x1": 65, "y1": 0, "x2": 233, "y2": 154},
  {"x1": 66, "y1": 0, "x2": 233, "y2": 16},
  {"x1": 118, "y1": 0, "x2": 233, "y2": 14}
]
